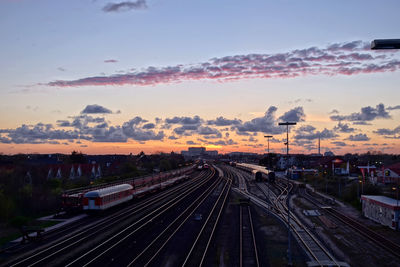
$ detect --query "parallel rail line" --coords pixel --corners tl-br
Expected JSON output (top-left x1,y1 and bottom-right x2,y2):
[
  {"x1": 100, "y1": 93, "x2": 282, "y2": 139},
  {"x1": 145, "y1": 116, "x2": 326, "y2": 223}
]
[
  {"x1": 125, "y1": 169, "x2": 223, "y2": 266},
  {"x1": 182, "y1": 168, "x2": 232, "y2": 267},
  {"x1": 303, "y1": 188, "x2": 400, "y2": 259},
  {"x1": 65, "y1": 168, "x2": 217, "y2": 267},
  {"x1": 239, "y1": 205, "x2": 259, "y2": 267},
  {"x1": 230, "y1": 167, "x2": 341, "y2": 266},
  {"x1": 7, "y1": 170, "x2": 213, "y2": 267}
]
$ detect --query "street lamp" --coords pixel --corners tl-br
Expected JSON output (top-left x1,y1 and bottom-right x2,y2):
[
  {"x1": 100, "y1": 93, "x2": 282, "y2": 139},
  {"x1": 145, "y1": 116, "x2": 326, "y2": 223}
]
[
  {"x1": 278, "y1": 121, "x2": 297, "y2": 266},
  {"x1": 279, "y1": 122, "x2": 297, "y2": 160},
  {"x1": 371, "y1": 39, "x2": 400, "y2": 50},
  {"x1": 392, "y1": 185, "x2": 399, "y2": 208},
  {"x1": 264, "y1": 135, "x2": 273, "y2": 170},
  {"x1": 264, "y1": 135, "x2": 273, "y2": 154},
  {"x1": 357, "y1": 179, "x2": 362, "y2": 200}
]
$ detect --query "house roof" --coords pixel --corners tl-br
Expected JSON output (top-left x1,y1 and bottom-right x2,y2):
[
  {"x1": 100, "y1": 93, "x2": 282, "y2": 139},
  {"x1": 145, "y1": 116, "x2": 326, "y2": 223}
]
[
  {"x1": 361, "y1": 195, "x2": 400, "y2": 209},
  {"x1": 387, "y1": 162, "x2": 400, "y2": 175},
  {"x1": 47, "y1": 163, "x2": 100, "y2": 176}
]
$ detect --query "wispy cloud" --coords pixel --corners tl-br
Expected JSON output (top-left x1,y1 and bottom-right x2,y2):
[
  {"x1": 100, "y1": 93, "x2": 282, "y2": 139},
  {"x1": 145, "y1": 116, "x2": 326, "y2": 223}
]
[
  {"x1": 334, "y1": 122, "x2": 356, "y2": 133},
  {"x1": 102, "y1": 0, "x2": 147, "y2": 12},
  {"x1": 387, "y1": 105, "x2": 400, "y2": 111},
  {"x1": 347, "y1": 133, "x2": 370, "y2": 141},
  {"x1": 46, "y1": 41, "x2": 400, "y2": 88},
  {"x1": 374, "y1": 125, "x2": 400, "y2": 136},
  {"x1": 330, "y1": 103, "x2": 391, "y2": 122},
  {"x1": 104, "y1": 59, "x2": 118, "y2": 63}
]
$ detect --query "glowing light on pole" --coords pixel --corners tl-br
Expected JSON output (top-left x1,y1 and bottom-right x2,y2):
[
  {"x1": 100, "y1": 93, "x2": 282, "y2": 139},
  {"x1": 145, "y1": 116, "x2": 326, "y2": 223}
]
[{"x1": 264, "y1": 135, "x2": 273, "y2": 154}]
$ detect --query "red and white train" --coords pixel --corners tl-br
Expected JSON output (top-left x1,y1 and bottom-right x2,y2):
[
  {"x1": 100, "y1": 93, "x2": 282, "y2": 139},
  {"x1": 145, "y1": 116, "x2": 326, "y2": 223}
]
[
  {"x1": 83, "y1": 184, "x2": 133, "y2": 210},
  {"x1": 62, "y1": 166, "x2": 195, "y2": 212},
  {"x1": 82, "y1": 174, "x2": 192, "y2": 211}
]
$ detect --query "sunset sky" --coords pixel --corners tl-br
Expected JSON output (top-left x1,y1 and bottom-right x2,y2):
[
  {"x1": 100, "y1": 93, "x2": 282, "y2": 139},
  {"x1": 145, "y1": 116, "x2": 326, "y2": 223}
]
[{"x1": 1, "y1": 0, "x2": 400, "y2": 155}]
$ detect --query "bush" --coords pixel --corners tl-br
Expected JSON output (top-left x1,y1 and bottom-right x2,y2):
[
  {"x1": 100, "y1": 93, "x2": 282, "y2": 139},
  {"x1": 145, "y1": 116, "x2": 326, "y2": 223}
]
[{"x1": 10, "y1": 215, "x2": 30, "y2": 228}]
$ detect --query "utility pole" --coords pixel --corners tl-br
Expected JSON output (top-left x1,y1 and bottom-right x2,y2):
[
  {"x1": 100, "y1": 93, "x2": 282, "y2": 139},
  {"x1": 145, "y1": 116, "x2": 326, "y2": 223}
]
[
  {"x1": 318, "y1": 134, "x2": 321, "y2": 155},
  {"x1": 279, "y1": 121, "x2": 296, "y2": 266},
  {"x1": 264, "y1": 135, "x2": 273, "y2": 154},
  {"x1": 264, "y1": 135, "x2": 273, "y2": 170}
]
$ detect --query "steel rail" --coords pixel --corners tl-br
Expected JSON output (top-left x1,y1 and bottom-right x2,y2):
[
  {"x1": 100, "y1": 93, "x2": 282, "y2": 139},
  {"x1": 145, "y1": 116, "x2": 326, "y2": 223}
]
[
  {"x1": 240, "y1": 205, "x2": 243, "y2": 267},
  {"x1": 247, "y1": 206, "x2": 260, "y2": 267},
  {"x1": 126, "y1": 173, "x2": 222, "y2": 266},
  {"x1": 238, "y1": 170, "x2": 339, "y2": 267},
  {"x1": 222, "y1": 166, "x2": 260, "y2": 267},
  {"x1": 270, "y1": 181, "x2": 340, "y2": 267},
  {"x1": 303, "y1": 188, "x2": 400, "y2": 259},
  {"x1": 182, "y1": 172, "x2": 231, "y2": 267},
  {"x1": 199, "y1": 178, "x2": 232, "y2": 267},
  {"x1": 67, "y1": 169, "x2": 216, "y2": 267},
  {"x1": 9, "y1": 169, "x2": 211, "y2": 267},
  {"x1": 230, "y1": 166, "x2": 339, "y2": 266}
]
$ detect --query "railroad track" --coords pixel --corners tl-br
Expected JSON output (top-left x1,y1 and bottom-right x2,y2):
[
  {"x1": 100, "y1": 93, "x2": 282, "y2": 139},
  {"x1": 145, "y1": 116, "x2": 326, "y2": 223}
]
[
  {"x1": 302, "y1": 188, "x2": 400, "y2": 259},
  {"x1": 6, "y1": 169, "x2": 215, "y2": 267},
  {"x1": 64, "y1": 168, "x2": 217, "y2": 267},
  {"x1": 123, "y1": 169, "x2": 224, "y2": 266},
  {"x1": 263, "y1": 181, "x2": 341, "y2": 267},
  {"x1": 228, "y1": 166, "x2": 342, "y2": 266},
  {"x1": 221, "y1": 166, "x2": 260, "y2": 267},
  {"x1": 239, "y1": 205, "x2": 259, "y2": 267},
  {"x1": 182, "y1": 167, "x2": 232, "y2": 267}
]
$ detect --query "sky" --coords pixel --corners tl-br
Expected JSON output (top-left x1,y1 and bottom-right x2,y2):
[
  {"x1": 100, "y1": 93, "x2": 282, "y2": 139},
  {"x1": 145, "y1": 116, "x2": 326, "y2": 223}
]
[{"x1": 0, "y1": 0, "x2": 400, "y2": 155}]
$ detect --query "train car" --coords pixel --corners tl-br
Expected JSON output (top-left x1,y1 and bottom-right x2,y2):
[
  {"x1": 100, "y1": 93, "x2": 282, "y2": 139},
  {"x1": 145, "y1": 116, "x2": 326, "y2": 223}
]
[
  {"x1": 268, "y1": 171, "x2": 276, "y2": 183},
  {"x1": 83, "y1": 184, "x2": 133, "y2": 211},
  {"x1": 61, "y1": 192, "x2": 84, "y2": 212},
  {"x1": 253, "y1": 170, "x2": 264, "y2": 182},
  {"x1": 203, "y1": 163, "x2": 209, "y2": 169}
]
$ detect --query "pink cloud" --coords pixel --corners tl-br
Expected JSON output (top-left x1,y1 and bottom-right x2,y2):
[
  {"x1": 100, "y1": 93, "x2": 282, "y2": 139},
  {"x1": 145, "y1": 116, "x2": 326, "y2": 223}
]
[{"x1": 47, "y1": 41, "x2": 400, "y2": 87}]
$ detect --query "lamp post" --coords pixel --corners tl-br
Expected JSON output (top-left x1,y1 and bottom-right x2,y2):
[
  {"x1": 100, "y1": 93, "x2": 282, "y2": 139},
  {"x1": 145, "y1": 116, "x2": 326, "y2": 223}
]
[
  {"x1": 264, "y1": 135, "x2": 273, "y2": 154},
  {"x1": 278, "y1": 121, "x2": 296, "y2": 266},
  {"x1": 264, "y1": 135, "x2": 273, "y2": 170},
  {"x1": 393, "y1": 181, "x2": 399, "y2": 207},
  {"x1": 371, "y1": 39, "x2": 400, "y2": 50}
]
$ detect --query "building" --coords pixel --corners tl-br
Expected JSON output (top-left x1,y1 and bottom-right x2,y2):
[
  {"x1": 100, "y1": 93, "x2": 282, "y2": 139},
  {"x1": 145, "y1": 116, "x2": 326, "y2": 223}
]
[
  {"x1": 287, "y1": 168, "x2": 318, "y2": 179},
  {"x1": 205, "y1": 150, "x2": 218, "y2": 157},
  {"x1": 181, "y1": 147, "x2": 211, "y2": 158},
  {"x1": 358, "y1": 164, "x2": 377, "y2": 183},
  {"x1": 324, "y1": 151, "x2": 335, "y2": 157},
  {"x1": 46, "y1": 163, "x2": 101, "y2": 180},
  {"x1": 314, "y1": 157, "x2": 352, "y2": 176},
  {"x1": 188, "y1": 147, "x2": 206, "y2": 155},
  {"x1": 380, "y1": 162, "x2": 400, "y2": 184},
  {"x1": 277, "y1": 156, "x2": 297, "y2": 169},
  {"x1": 361, "y1": 195, "x2": 400, "y2": 230}
]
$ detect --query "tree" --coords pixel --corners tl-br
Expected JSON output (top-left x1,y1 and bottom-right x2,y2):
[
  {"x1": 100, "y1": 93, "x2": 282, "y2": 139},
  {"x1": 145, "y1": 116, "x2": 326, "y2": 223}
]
[
  {"x1": 0, "y1": 187, "x2": 16, "y2": 222},
  {"x1": 69, "y1": 151, "x2": 86, "y2": 164},
  {"x1": 160, "y1": 159, "x2": 172, "y2": 171}
]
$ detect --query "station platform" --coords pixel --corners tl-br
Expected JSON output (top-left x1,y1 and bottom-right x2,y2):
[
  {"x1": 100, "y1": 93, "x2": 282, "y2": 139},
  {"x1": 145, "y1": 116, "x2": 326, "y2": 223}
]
[{"x1": 11, "y1": 213, "x2": 87, "y2": 243}]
